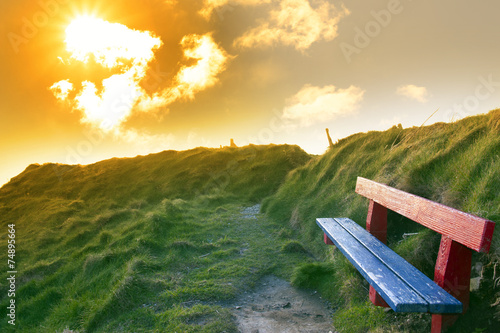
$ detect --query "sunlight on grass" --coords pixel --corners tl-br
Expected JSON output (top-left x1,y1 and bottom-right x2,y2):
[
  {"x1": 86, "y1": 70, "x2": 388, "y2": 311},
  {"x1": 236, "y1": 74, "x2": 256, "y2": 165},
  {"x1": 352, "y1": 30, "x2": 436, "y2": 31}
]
[
  {"x1": 0, "y1": 111, "x2": 498, "y2": 332},
  {"x1": 0, "y1": 145, "x2": 311, "y2": 332}
]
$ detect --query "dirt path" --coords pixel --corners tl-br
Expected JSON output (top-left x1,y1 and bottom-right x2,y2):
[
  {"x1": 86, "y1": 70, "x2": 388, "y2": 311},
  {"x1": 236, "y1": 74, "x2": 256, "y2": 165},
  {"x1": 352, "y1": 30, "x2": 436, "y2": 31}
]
[
  {"x1": 232, "y1": 275, "x2": 334, "y2": 333},
  {"x1": 231, "y1": 205, "x2": 335, "y2": 333}
]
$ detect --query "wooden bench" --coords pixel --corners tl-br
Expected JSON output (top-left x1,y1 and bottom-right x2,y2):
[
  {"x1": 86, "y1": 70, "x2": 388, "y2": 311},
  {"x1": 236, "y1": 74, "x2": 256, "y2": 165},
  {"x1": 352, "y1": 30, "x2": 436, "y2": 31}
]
[{"x1": 317, "y1": 177, "x2": 496, "y2": 333}]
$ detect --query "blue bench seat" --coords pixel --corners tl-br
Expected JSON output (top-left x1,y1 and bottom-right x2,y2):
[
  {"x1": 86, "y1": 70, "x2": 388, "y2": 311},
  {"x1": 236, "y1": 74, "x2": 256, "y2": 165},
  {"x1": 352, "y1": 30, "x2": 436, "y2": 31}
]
[{"x1": 316, "y1": 217, "x2": 462, "y2": 314}]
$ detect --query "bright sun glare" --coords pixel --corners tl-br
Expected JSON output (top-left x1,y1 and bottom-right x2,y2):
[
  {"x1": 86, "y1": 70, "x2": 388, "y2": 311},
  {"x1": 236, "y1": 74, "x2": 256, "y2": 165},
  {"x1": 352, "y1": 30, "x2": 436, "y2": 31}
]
[
  {"x1": 51, "y1": 15, "x2": 229, "y2": 135},
  {"x1": 65, "y1": 16, "x2": 161, "y2": 68},
  {"x1": 51, "y1": 15, "x2": 163, "y2": 131}
]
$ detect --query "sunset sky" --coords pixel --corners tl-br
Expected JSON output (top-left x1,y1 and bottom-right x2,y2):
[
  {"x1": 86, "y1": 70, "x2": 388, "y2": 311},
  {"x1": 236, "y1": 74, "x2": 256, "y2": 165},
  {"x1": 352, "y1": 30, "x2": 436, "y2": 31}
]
[{"x1": 1, "y1": 0, "x2": 500, "y2": 186}]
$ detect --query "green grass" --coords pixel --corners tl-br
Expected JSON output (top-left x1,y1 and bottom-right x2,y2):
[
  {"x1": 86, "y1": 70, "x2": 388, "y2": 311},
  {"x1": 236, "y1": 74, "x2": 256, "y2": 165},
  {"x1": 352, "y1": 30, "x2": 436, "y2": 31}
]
[
  {"x1": 4, "y1": 201, "x2": 315, "y2": 332},
  {"x1": 0, "y1": 144, "x2": 312, "y2": 332},
  {"x1": 263, "y1": 109, "x2": 500, "y2": 332},
  {"x1": 0, "y1": 110, "x2": 499, "y2": 332}
]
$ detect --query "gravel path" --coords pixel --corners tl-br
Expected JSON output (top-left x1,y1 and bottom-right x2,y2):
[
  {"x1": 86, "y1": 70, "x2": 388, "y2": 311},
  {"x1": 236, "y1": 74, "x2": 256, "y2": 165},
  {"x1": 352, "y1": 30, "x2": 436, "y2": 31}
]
[
  {"x1": 233, "y1": 205, "x2": 336, "y2": 333},
  {"x1": 240, "y1": 204, "x2": 261, "y2": 219},
  {"x1": 233, "y1": 275, "x2": 335, "y2": 333}
]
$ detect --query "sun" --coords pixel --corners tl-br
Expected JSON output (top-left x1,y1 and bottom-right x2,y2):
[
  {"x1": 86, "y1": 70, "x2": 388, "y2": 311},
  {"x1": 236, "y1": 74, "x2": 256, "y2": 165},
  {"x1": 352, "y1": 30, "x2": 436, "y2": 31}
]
[
  {"x1": 64, "y1": 15, "x2": 112, "y2": 65},
  {"x1": 52, "y1": 14, "x2": 229, "y2": 134},
  {"x1": 64, "y1": 15, "x2": 161, "y2": 69},
  {"x1": 51, "y1": 15, "x2": 163, "y2": 131}
]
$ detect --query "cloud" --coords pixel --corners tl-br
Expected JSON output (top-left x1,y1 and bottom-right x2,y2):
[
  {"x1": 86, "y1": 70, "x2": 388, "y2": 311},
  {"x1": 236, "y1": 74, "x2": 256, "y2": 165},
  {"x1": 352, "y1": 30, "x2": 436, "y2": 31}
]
[
  {"x1": 50, "y1": 80, "x2": 73, "y2": 100},
  {"x1": 137, "y1": 33, "x2": 232, "y2": 110},
  {"x1": 64, "y1": 16, "x2": 162, "y2": 69},
  {"x1": 176, "y1": 34, "x2": 231, "y2": 98},
  {"x1": 233, "y1": 0, "x2": 349, "y2": 51},
  {"x1": 199, "y1": 0, "x2": 231, "y2": 19},
  {"x1": 51, "y1": 17, "x2": 231, "y2": 136},
  {"x1": 282, "y1": 84, "x2": 365, "y2": 127},
  {"x1": 396, "y1": 84, "x2": 429, "y2": 103},
  {"x1": 50, "y1": 16, "x2": 162, "y2": 132},
  {"x1": 199, "y1": 0, "x2": 270, "y2": 19}
]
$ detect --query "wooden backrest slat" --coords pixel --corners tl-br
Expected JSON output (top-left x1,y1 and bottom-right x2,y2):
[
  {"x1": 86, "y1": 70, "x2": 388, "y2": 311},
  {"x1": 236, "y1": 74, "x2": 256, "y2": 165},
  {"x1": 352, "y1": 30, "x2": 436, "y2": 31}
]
[{"x1": 355, "y1": 177, "x2": 495, "y2": 253}]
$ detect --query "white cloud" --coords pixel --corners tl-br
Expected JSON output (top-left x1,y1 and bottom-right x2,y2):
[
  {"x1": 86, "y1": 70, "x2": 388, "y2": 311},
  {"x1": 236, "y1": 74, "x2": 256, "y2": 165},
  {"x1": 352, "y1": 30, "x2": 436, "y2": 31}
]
[
  {"x1": 50, "y1": 80, "x2": 73, "y2": 100},
  {"x1": 199, "y1": 0, "x2": 270, "y2": 19},
  {"x1": 51, "y1": 16, "x2": 231, "y2": 135},
  {"x1": 51, "y1": 17, "x2": 163, "y2": 132},
  {"x1": 233, "y1": 0, "x2": 349, "y2": 51},
  {"x1": 282, "y1": 84, "x2": 365, "y2": 127},
  {"x1": 397, "y1": 84, "x2": 429, "y2": 103},
  {"x1": 137, "y1": 33, "x2": 232, "y2": 110},
  {"x1": 176, "y1": 34, "x2": 231, "y2": 97}
]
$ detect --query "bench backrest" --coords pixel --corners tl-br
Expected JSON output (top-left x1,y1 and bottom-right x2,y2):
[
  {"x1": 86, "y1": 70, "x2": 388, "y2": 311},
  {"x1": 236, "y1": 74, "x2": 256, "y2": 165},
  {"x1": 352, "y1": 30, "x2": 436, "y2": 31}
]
[{"x1": 355, "y1": 177, "x2": 495, "y2": 253}]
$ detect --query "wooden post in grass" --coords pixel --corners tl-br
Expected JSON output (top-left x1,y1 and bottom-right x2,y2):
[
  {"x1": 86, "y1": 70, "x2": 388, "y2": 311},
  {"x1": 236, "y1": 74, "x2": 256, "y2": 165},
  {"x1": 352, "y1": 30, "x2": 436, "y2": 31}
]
[{"x1": 326, "y1": 128, "x2": 334, "y2": 148}]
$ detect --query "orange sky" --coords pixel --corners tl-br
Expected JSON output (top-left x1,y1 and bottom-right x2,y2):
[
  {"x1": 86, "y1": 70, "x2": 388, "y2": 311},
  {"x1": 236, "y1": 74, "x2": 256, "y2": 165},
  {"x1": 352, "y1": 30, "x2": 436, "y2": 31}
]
[{"x1": 1, "y1": 0, "x2": 500, "y2": 186}]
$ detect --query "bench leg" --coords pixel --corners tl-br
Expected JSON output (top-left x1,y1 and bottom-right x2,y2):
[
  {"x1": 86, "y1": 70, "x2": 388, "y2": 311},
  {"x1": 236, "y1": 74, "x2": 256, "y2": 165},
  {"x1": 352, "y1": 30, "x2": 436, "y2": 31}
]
[
  {"x1": 366, "y1": 200, "x2": 387, "y2": 243},
  {"x1": 431, "y1": 314, "x2": 460, "y2": 333},
  {"x1": 366, "y1": 200, "x2": 390, "y2": 307},
  {"x1": 432, "y1": 235, "x2": 472, "y2": 332},
  {"x1": 369, "y1": 285, "x2": 390, "y2": 308},
  {"x1": 324, "y1": 233, "x2": 335, "y2": 245}
]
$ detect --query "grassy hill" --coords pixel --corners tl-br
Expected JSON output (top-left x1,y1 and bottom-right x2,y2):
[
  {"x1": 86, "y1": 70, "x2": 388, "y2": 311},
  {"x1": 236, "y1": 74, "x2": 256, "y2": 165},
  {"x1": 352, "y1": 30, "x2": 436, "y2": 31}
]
[
  {"x1": 1, "y1": 144, "x2": 310, "y2": 212},
  {"x1": 263, "y1": 109, "x2": 500, "y2": 332},
  {"x1": 0, "y1": 110, "x2": 498, "y2": 332},
  {"x1": 0, "y1": 144, "x2": 312, "y2": 332}
]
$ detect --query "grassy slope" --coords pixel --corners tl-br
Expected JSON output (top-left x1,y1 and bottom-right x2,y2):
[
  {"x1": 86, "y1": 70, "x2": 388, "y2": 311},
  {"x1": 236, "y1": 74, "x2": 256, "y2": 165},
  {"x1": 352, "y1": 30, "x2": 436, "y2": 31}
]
[
  {"x1": 1, "y1": 110, "x2": 498, "y2": 332},
  {"x1": 0, "y1": 144, "x2": 310, "y2": 209},
  {"x1": 263, "y1": 109, "x2": 500, "y2": 332},
  {"x1": 0, "y1": 144, "x2": 312, "y2": 332}
]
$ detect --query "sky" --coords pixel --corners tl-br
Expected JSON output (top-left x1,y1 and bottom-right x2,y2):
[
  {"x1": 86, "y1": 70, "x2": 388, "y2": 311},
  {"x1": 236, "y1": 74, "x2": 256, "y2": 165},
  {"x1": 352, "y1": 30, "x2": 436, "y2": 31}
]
[{"x1": 1, "y1": 0, "x2": 500, "y2": 186}]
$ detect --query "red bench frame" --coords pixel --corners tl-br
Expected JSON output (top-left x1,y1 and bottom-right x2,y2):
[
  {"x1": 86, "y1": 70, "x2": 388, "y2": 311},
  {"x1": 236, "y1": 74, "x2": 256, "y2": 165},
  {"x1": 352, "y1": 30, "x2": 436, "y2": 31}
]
[{"x1": 336, "y1": 177, "x2": 495, "y2": 332}]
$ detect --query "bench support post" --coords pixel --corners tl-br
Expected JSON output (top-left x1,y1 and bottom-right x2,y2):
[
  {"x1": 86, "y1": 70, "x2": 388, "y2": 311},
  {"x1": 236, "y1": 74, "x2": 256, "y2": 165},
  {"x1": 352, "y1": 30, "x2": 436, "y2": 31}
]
[
  {"x1": 324, "y1": 232, "x2": 334, "y2": 245},
  {"x1": 366, "y1": 200, "x2": 390, "y2": 308},
  {"x1": 366, "y1": 200, "x2": 388, "y2": 243},
  {"x1": 432, "y1": 236, "x2": 472, "y2": 333}
]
